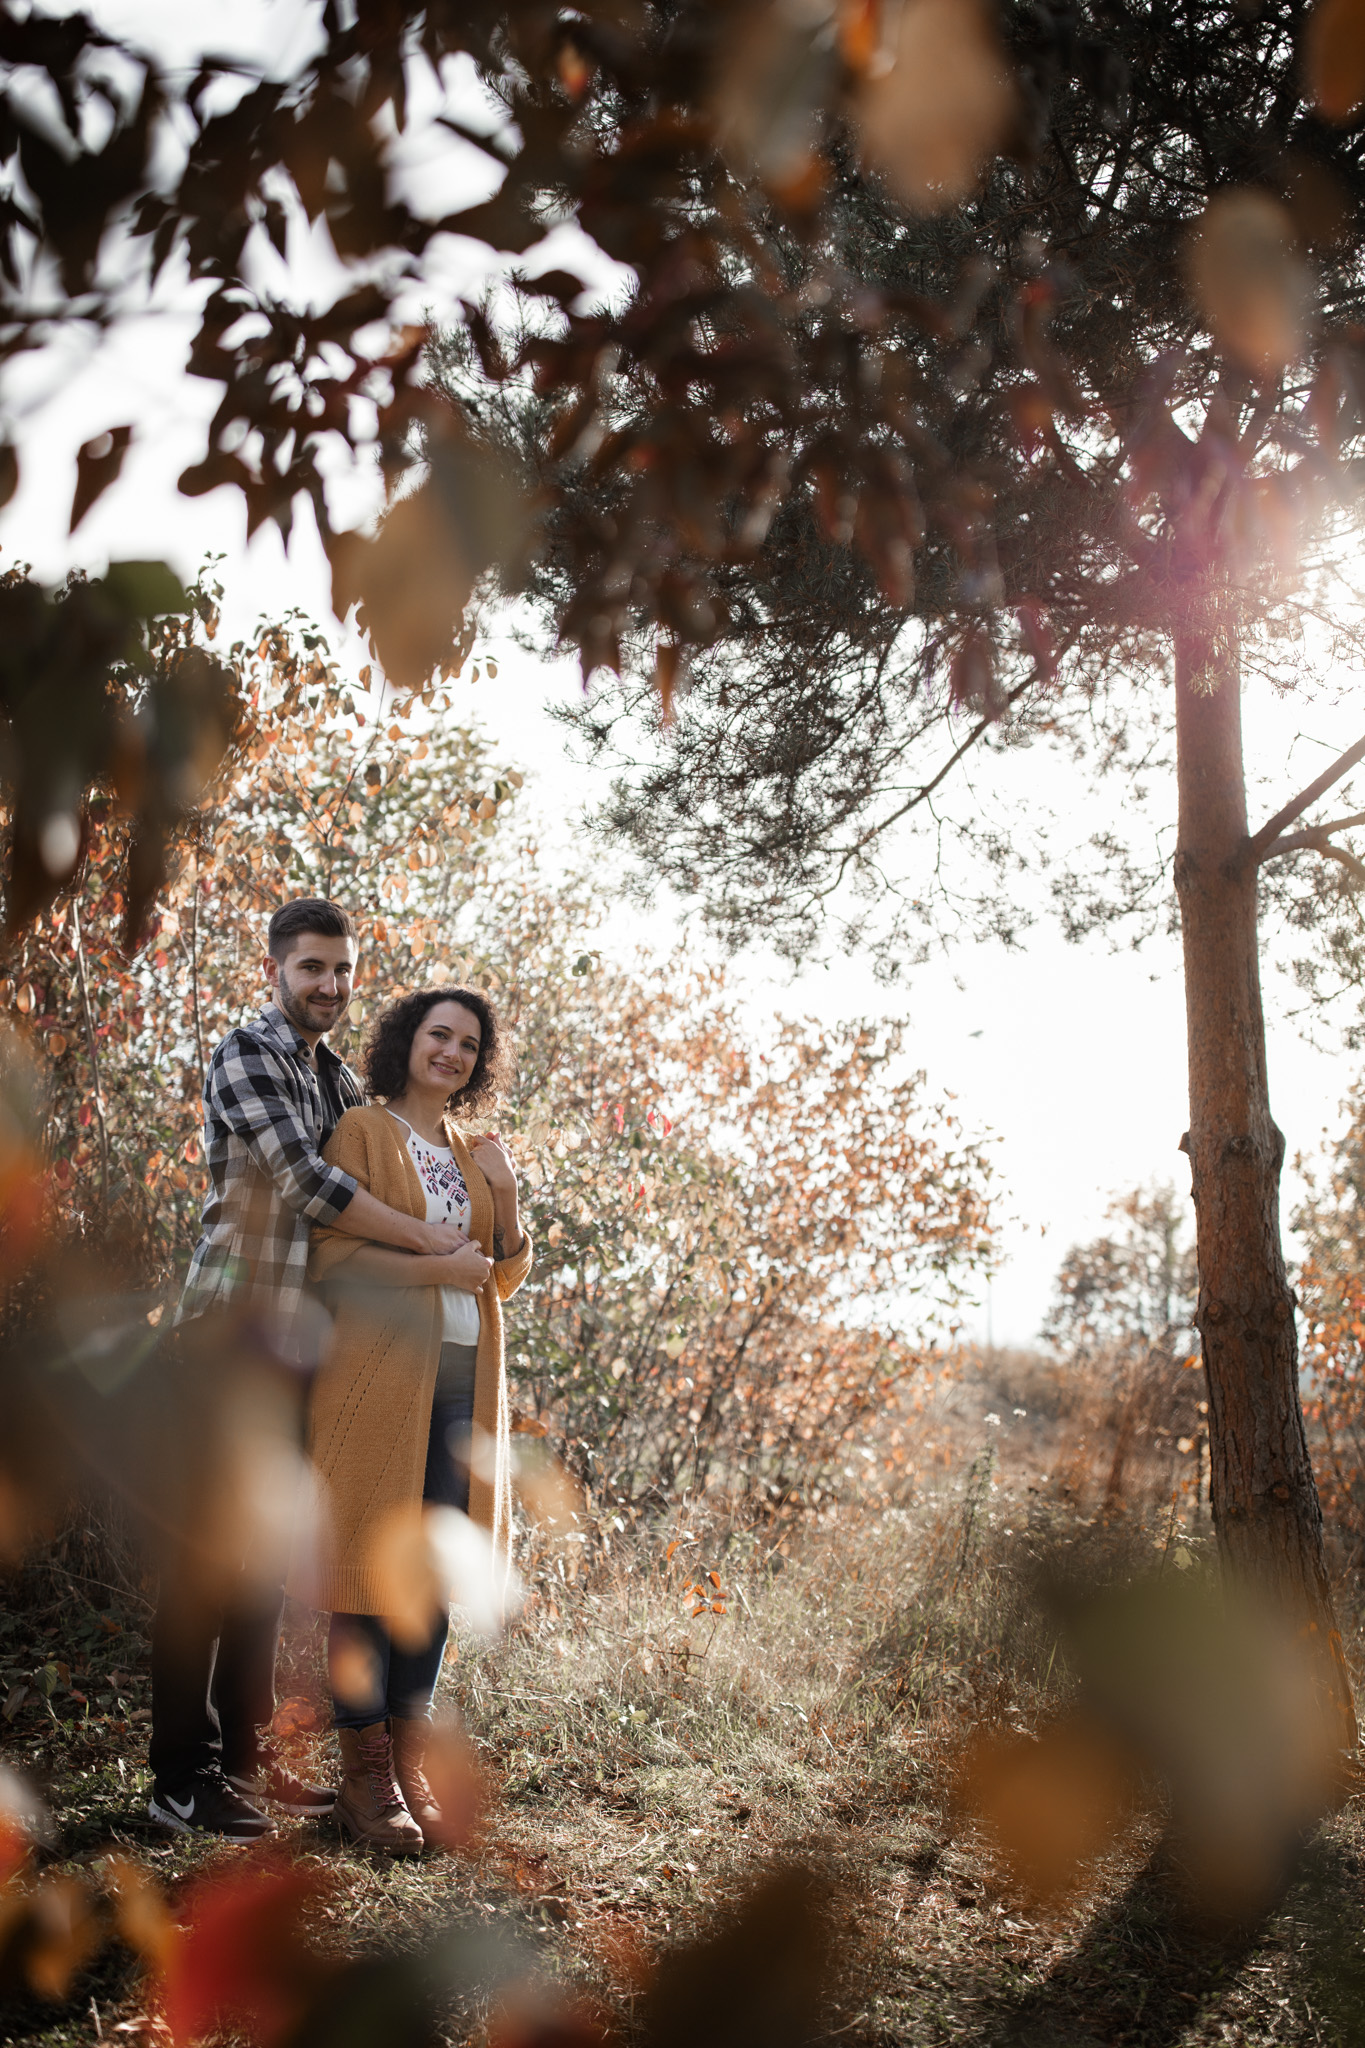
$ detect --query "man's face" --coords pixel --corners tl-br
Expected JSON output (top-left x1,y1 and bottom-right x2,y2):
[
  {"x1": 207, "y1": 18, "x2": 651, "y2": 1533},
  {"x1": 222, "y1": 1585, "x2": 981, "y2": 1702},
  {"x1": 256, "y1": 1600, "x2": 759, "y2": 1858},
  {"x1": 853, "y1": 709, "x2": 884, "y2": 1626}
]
[{"x1": 264, "y1": 933, "x2": 357, "y2": 1040}]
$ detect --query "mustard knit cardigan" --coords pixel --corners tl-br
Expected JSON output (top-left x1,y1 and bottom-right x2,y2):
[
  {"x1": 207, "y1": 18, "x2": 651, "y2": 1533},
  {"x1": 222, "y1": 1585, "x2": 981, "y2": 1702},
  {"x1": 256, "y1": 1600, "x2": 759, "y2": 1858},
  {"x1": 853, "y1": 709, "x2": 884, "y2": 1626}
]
[{"x1": 301, "y1": 1105, "x2": 533, "y2": 1617}]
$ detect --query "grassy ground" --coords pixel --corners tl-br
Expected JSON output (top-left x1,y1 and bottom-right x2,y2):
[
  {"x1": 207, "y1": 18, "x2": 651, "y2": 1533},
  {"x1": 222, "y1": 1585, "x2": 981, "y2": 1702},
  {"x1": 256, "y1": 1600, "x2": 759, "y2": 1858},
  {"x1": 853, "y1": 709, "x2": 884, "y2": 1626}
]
[{"x1": 5, "y1": 1426, "x2": 1365, "y2": 2048}]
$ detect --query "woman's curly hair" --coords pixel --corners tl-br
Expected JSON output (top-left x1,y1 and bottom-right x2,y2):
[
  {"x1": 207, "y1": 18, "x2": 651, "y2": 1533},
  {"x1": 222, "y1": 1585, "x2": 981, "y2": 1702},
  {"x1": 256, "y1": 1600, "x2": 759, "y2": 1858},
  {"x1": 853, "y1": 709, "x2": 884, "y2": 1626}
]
[{"x1": 361, "y1": 986, "x2": 511, "y2": 1122}]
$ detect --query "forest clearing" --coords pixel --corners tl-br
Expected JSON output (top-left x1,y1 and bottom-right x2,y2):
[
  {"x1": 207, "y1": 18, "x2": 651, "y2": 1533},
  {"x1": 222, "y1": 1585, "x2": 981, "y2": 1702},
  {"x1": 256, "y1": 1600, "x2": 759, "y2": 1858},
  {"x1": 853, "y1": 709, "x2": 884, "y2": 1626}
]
[
  {"x1": 11, "y1": 2, "x2": 1365, "y2": 2044},
  {"x1": 15, "y1": 1350, "x2": 1364, "y2": 2048}
]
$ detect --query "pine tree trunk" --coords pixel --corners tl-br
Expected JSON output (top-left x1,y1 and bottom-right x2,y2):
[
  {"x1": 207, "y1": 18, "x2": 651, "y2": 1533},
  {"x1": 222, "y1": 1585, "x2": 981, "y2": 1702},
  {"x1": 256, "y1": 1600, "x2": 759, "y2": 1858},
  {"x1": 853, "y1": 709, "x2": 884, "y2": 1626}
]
[{"x1": 1173, "y1": 625, "x2": 1356, "y2": 1747}]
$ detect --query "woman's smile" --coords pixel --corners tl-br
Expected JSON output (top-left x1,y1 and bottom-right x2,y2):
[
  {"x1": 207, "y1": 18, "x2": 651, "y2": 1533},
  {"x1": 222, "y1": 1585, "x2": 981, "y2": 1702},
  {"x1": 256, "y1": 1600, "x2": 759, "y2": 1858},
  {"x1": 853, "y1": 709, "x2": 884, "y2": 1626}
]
[{"x1": 406, "y1": 1001, "x2": 484, "y2": 1104}]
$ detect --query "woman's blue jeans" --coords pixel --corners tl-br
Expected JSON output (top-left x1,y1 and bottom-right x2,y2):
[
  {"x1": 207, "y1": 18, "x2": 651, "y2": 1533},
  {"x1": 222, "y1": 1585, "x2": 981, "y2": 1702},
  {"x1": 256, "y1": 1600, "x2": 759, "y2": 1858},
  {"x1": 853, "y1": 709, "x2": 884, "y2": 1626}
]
[{"x1": 329, "y1": 1343, "x2": 475, "y2": 1729}]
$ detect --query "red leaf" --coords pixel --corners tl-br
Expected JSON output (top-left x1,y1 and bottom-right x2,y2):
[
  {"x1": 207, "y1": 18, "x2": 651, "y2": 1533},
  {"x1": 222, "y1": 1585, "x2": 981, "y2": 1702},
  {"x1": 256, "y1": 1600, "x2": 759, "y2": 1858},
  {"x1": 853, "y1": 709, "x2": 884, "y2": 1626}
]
[{"x1": 158, "y1": 1855, "x2": 336, "y2": 2047}]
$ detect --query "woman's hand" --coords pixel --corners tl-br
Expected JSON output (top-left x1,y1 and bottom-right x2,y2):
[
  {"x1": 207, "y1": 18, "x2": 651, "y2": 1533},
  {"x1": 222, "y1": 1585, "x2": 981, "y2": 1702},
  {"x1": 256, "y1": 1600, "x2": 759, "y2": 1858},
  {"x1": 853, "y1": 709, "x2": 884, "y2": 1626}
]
[
  {"x1": 469, "y1": 1132, "x2": 517, "y2": 1193},
  {"x1": 433, "y1": 1241, "x2": 495, "y2": 1291},
  {"x1": 412, "y1": 1217, "x2": 472, "y2": 1257},
  {"x1": 471, "y1": 1132, "x2": 525, "y2": 1263}
]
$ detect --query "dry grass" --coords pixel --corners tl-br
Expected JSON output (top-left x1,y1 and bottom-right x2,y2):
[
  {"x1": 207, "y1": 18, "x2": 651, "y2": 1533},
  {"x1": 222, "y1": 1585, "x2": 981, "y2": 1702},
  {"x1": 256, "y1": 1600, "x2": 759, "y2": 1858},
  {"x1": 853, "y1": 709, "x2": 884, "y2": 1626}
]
[{"x1": 5, "y1": 1393, "x2": 1365, "y2": 2046}]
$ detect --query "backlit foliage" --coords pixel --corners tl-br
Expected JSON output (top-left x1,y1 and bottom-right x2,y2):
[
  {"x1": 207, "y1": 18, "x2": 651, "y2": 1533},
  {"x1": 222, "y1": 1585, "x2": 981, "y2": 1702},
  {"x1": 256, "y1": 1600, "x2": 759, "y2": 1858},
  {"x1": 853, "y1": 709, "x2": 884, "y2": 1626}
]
[
  {"x1": 1297, "y1": 1083, "x2": 1365, "y2": 1547},
  {"x1": 0, "y1": 571, "x2": 506, "y2": 1270},
  {"x1": 508, "y1": 965, "x2": 994, "y2": 1514},
  {"x1": 0, "y1": 573, "x2": 994, "y2": 1528}
]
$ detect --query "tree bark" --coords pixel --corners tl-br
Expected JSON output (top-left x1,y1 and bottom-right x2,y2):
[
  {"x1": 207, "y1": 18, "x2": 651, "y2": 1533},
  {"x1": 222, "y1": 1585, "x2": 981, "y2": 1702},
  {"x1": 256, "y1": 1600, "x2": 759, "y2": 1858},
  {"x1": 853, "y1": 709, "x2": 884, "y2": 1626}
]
[{"x1": 1173, "y1": 625, "x2": 1356, "y2": 1747}]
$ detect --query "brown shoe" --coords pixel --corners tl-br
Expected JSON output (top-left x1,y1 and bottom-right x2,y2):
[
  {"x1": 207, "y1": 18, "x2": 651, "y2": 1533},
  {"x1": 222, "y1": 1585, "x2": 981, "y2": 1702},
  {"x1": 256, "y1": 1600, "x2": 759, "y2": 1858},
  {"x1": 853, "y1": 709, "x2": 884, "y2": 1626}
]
[
  {"x1": 334, "y1": 1724, "x2": 424, "y2": 1855},
  {"x1": 391, "y1": 1715, "x2": 442, "y2": 1846}
]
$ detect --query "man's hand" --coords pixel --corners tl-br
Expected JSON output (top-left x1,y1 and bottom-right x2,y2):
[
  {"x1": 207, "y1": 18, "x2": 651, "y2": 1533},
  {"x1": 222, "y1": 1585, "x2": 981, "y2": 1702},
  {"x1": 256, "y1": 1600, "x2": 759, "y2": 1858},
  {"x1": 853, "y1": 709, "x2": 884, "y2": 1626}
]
[
  {"x1": 470, "y1": 1132, "x2": 517, "y2": 1193},
  {"x1": 412, "y1": 1218, "x2": 471, "y2": 1257},
  {"x1": 431, "y1": 1242, "x2": 495, "y2": 1290}
]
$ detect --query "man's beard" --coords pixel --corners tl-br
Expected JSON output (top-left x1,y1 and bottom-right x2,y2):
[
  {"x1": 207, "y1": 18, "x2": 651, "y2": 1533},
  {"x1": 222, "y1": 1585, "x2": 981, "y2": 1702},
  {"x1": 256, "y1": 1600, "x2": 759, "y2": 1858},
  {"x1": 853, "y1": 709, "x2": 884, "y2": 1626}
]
[{"x1": 275, "y1": 966, "x2": 346, "y2": 1036}]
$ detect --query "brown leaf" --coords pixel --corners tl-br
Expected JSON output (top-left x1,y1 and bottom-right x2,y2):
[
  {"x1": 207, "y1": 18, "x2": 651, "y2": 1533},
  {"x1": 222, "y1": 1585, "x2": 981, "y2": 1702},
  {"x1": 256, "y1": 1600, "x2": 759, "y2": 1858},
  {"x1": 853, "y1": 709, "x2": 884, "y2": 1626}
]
[
  {"x1": 330, "y1": 433, "x2": 527, "y2": 692},
  {"x1": 1305, "y1": 0, "x2": 1365, "y2": 124},
  {"x1": 513, "y1": 1438, "x2": 584, "y2": 1534},
  {"x1": 949, "y1": 627, "x2": 1005, "y2": 720},
  {"x1": 0, "y1": 443, "x2": 18, "y2": 511},
  {"x1": 418, "y1": 1717, "x2": 489, "y2": 1850},
  {"x1": 70, "y1": 426, "x2": 132, "y2": 532},
  {"x1": 709, "y1": 1, "x2": 836, "y2": 189},
  {"x1": 856, "y1": 0, "x2": 1015, "y2": 213},
  {"x1": 1015, "y1": 599, "x2": 1056, "y2": 681},
  {"x1": 22, "y1": 1875, "x2": 103, "y2": 2001},
  {"x1": 654, "y1": 640, "x2": 682, "y2": 727},
  {"x1": 1187, "y1": 190, "x2": 1307, "y2": 377},
  {"x1": 953, "y1": 1718, "x2": 1135, "y2": 1904},
  {"x1": 636, "y1": 1865, "x2": 834, "y2": 2048},
  {"x1": 330, "y1": 488, "x2": 471, "y2": 694}
]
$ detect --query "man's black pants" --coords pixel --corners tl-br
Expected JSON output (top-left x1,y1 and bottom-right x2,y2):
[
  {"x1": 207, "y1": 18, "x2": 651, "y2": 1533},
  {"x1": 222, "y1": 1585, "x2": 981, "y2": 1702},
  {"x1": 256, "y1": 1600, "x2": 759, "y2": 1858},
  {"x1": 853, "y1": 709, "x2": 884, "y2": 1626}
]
[{"x1": 148, "y1": 1567, "x2": 285, "y2": 1792}]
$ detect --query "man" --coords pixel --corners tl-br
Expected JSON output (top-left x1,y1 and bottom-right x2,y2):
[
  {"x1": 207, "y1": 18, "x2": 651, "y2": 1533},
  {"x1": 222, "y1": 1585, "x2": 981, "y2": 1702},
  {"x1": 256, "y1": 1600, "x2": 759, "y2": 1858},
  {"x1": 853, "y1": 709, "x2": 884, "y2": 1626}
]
[{"x1": 148, "y1": 898, "x2": 468, "y2": 1841}]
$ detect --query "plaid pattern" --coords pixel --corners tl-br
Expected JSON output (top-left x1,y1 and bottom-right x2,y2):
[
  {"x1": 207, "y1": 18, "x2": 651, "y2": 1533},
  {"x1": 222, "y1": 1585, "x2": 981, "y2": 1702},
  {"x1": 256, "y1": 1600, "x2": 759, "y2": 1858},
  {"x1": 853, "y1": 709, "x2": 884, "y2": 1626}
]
[{"x1": 176, "y1": 1005, "x2": 363, "y2": 1344}]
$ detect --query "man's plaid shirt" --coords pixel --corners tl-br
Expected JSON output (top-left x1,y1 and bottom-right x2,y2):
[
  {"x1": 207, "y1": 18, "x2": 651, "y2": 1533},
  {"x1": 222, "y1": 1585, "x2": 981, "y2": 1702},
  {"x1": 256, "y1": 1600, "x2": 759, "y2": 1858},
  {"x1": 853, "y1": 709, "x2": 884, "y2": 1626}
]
[{"x1": 176, "y1": 1004, "x2": 364, "y2": 1346}]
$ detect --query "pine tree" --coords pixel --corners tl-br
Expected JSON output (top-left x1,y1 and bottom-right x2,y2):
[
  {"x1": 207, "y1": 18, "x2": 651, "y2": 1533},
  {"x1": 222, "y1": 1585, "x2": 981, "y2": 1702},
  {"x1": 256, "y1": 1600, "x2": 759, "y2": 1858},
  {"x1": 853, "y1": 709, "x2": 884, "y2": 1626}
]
[{"x1": 512, "y1": 0, "x2": 1365, "y2": 1738}]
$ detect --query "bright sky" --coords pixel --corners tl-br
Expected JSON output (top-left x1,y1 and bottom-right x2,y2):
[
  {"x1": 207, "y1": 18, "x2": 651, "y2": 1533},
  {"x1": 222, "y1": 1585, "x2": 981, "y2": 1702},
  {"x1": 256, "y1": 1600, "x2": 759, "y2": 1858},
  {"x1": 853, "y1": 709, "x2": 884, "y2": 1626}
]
[{"x1": 7, "y1": 0, "x2": 1364, "y2": 1345}]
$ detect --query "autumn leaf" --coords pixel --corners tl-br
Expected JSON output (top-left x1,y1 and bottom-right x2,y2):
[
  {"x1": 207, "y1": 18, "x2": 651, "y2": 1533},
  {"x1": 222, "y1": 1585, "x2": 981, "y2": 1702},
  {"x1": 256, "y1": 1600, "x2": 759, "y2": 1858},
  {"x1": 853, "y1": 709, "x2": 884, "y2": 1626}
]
[
  {"x1": 70, "y1": 426, "x2": 133, "y2": 532},
  {"x1": 329, "y1": 433, "x2": 527, "y2": 692},
  {"x1": 415, "y1": 1717, "x2": 489, "y2": 1851},
  {"x1": 1305, "y1": 0, "x2": 1365, "y2": 123},
  {"x1": 1187, "y1": 191, "x2": 1307, "y2": 378},
  {"x1": 709, "y1": 0, "x2": 836, "y2": 190},
  {"x1": 157, "y1": 1856, "x2": 337, "y2": 2048},
  {"x1": 855, "y1": 0, "x2": 1015, "y2": 213},
  {"x1": 953, "y1": 1718, "x2": 1135, "y2": 1905},
  {"x1": 21, "y1": 1876, "x2": 103, "y2": 2000},
  {"x1": 654, "y1": 639, "x2": 682, "y2": 727}
]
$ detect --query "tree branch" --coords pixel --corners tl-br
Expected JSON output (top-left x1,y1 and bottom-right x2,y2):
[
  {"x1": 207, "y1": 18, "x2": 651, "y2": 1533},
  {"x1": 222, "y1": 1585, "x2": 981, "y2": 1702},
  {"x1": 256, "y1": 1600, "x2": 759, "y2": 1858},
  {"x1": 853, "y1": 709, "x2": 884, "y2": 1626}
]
[
  {"x1": 813, "y1": 627, "x2": 1081, "y2": 899},
  {"x1": 1259, "y1": 825, "x2": 1365, "y2": 887},
  {"x1": 70, "y1": 896, "x2": 110, "y2": 1211},
  {"x1": 1247, "y1": 731, "x2": 1365, "y2": 866}
]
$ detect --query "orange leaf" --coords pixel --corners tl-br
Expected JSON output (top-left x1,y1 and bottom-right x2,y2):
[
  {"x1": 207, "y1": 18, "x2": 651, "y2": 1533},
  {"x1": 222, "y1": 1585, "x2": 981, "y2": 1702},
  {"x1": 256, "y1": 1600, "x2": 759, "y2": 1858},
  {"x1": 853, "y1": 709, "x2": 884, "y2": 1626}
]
[
  {"x1": 417, "y1": 1718, "x2": 489, "y2": 1851},
  {"x1": 1306, "y1": 0, "x2": 1365, "y2": 122},
  {"x1": 22, "y1": 1875, "x2": 102, "y2": 2000},
  {"x1": 270, "y1": 1696, "x2": 321, "y2": 1741},
  {"x1": 665, "y1": 1540, "x2": 679, "y2": 1561},
  {"x1": 953, "y1": 1719, "x2": 1133, "y2": 1906},
  {"x1": 104, "y1": 1853, "x2": 176, "y2": 1971},
  {"x1": 838, "y1": 0, "x2": 881, "y2": 73},
  {"x1": 1187, "y1": 190, "x2": 1305, "y2": 377},
  {"x1": 158, "y1": 1855, "x2": 336, "y2": 2048},
  {"x1": 0, "y1": 1813, "x2": 29, "y2": 1886},
  {"x1": 855, "y1": 0, "x2": 1014, "y2": 213},
  {"x1": 708, "y1": 1570, "x2": 721, "y2": 1588}
]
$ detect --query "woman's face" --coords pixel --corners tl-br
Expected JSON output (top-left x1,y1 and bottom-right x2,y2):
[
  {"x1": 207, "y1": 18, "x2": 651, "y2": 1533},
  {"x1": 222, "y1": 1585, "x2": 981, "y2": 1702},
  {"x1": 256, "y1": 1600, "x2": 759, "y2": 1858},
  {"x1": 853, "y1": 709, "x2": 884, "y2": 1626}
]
[{"x1": 408, "y1": 1001, "x2": 482, "y2": 1099}]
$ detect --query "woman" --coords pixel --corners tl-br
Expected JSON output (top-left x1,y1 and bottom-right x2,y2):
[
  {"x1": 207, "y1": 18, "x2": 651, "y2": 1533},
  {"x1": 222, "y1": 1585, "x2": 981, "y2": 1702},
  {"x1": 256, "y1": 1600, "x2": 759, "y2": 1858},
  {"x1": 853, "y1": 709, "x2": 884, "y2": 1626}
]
[{"x1": 304, "y1": 986, "x2": 531, "y2": 1853}]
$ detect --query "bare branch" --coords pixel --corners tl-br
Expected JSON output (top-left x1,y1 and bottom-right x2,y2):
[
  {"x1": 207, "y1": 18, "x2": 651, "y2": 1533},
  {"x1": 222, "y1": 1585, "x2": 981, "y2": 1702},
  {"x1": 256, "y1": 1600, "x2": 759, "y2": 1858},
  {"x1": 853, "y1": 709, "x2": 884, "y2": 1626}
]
[
  {"x1": 1316, "y1": 809, "x2": 1365, "y2": 838},
  {"x1": 1247, "y1": 730, "x2": 1365, "y2": 866},
  {"x1": 1260, "y1": 825, "x2": 1365, "y2": 887}
]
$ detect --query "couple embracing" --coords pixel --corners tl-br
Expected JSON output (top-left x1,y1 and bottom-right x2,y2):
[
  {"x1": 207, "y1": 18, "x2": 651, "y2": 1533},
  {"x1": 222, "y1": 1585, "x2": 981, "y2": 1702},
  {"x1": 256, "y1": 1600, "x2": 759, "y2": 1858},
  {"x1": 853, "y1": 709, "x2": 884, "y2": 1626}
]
[{"x1": 148, "y1": 896, "x2": 531, "y2": 1854}]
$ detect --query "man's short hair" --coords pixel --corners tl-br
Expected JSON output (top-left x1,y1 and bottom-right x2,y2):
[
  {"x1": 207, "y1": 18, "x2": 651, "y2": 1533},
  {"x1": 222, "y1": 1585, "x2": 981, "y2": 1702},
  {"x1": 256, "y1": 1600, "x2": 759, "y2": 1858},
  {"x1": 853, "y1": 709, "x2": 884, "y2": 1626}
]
[{"x1": 267, "y1": 898, "x2": 356, "y2": 962}]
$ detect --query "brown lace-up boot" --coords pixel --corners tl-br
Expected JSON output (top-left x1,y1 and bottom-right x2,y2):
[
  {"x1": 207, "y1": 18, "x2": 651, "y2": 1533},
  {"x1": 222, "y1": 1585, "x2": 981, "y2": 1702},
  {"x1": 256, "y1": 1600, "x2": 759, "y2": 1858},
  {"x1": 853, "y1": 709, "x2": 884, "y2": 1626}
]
[
  {"x1": 390, "y1": 1716, "x2": 442, "y2": 1846},
  {"x1": 335, "y1": 1724, "x2": 423, "y2": 1854}
]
